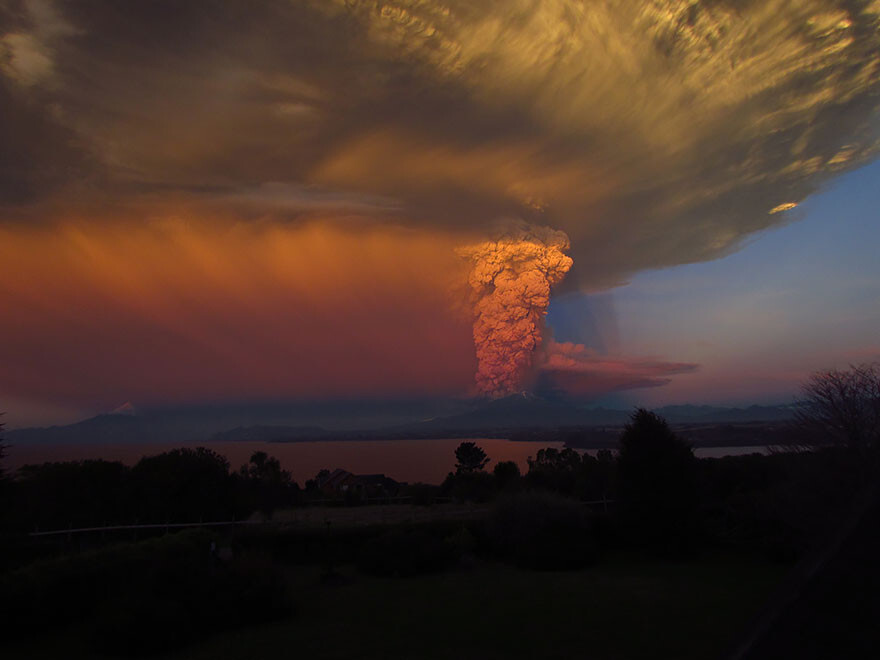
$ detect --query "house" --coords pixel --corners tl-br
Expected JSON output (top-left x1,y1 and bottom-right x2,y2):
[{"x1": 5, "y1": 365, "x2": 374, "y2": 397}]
[
  {"x1": 317, "y1": 468, "x2": 357, "y2": 496},
  {"x1": 350, "y1": 473, "x2": 401, "y2": 498},
  {"x1": 317, "y1": 468, "x2": 400, "y2": 498}
]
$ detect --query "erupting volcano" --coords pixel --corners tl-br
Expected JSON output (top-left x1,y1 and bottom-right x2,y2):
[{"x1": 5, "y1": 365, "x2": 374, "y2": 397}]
[{"x1": 457, "y1": 223, "x2": 573, "y2": 398}]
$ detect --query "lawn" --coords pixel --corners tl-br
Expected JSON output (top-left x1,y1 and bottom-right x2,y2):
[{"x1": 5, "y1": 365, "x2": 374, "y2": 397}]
[
  {"x1": 167, "y1": 555, "x2": 781, "y2": 660},
  {"x1": 5, "y1": 553, "x2": 784, "y2": 660}
]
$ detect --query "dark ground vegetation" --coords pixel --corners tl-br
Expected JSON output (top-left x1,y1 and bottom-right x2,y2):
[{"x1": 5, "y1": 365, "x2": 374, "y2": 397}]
[{"x1": 0, "y1": 402, "x2": 874, "y2": 659}]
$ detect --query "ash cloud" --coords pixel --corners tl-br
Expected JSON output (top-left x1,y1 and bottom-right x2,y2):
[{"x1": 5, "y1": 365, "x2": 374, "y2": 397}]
[
  {"x1": 2, "y1": 1, "x2": 878, "y2": 268},
  {"x1": 2, "y1": 2, "x2": 878, "y2": 280}
]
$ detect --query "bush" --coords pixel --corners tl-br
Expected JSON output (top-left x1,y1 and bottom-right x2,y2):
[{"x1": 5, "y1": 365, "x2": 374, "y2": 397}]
[
  {"x1": 699, "y1": 448, "x2": 863, "y2": 561},
  {"x1": 237, "y1": 451, "x2": 299, "y2": 516},
  {"x1": 0, "y1": 530, "x2": 292, "y2": 654},
  {"x1": 91, "y1": 553, "x2": 290, "y2": 655},
  {"x1": 12, "y1": 460, "x2": 130, "y2": 530},
  {"x1": 356, "y1": 528, "x2": 458, "y2": 577},
  {"x1": 442, "y1": 470, "x2": 495, "y2": 502},
  {"x1": 493, "y1": 460, "x2": 522, "y2": 491},
  {"x1": 401, "y1": 482, "x2": 443, "y2": 505},
  {"x1": 487, "y1": 491, "x2": 598, "y2": 570}
]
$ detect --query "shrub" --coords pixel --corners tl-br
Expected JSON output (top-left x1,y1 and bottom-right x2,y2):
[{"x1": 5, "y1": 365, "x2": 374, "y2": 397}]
[
  {"x1": 487, "y1": 491, "x2": 598, "y2": 570},
  {"x1": 0, "y1": 530, "x2": 292, "y2": 654},
  {"x1": 699, "y1": 448, "x2": 863, "y2": 561},
  {"x1": 493, "y1": 460, "x2": 522, "y2": 491},
  {"x1": 401, "y1": 482, "x2": 443, "y2": 505},
  {"x1": 12, "y1": 460, "x2": 129, "y2": 530},
  {"x1": 356, "y1": 528, "x2": 458, "y2": 577},
  {"x1": 442, "y1": 470, "x2": 495, "y2": 502}
]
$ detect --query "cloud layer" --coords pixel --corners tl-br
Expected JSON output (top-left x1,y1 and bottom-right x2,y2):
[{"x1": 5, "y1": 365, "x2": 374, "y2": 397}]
[
  {"x1": 2, "y1": 0, "x2": 880, "y2": 406},
  {"x1": 537, "y1": 340, "x2": 699, "y2": 398},
  {"x1": 3, "y1": 2, "x2": 878, "y2": 274}
]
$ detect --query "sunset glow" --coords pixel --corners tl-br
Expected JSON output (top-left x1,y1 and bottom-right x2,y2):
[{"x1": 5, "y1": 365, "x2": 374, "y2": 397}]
[{"x1": 0, "y1": 216, "x2": 476, "y2": 410}]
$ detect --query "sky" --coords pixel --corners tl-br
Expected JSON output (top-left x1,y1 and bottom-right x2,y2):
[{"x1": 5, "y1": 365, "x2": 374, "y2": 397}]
[
  {"x1": 548, "y1": 158, "x2": 880, "y2": 407},
  {"x1": 1, "y1": 0, "x2": 879, "y2": 427}
]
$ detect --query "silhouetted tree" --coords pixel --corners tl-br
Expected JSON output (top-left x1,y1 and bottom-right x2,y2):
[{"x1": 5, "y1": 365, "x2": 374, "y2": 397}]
[
  {"x1": 524, "y1": 447, "x2": 614, "y2": 500},
  {"x1": 493, "y1": 460, "x2": 521, "y2": 490},
  {"x1": 795, "y1": 363, "x2": 880, "y2": 458},
  {"x1": 593, "y1": 448, "x2": 616, "y2": 502},
  {"x1": 454, "y1": 442, "x2": 489, "y2": 474},
  {"x1": 617, "y1": 408, "x2": 698, "y2": 554},
  {"x1": 14, "y1": 460, "x2": 129, "y2": 530},
  {"x1": 239, "y1": 451, "x2": 287, "y2": 482},
  {"x1": 238, "y1": 451, "x2": 297, "y2": 515},
  {"x1": 528, "y1": 447, "x2": 582, "y2": 472},
  {"x1": 442, "y1": 469, "x2": 495, "y2": 502},
  {"x1": 305, "y1": 468, "x2": 331, "y2": 492},
  {"x1": 129, "y1": 448, "x2": 233, "y2": 523},
  {"x1": 526, "y1": 447, "x2": 582, "y2": 494}
]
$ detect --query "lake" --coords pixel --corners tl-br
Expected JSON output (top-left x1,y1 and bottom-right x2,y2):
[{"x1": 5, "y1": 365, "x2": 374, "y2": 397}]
[{"x1": 3, "y1": 439, "x2": 770, "y2": 485}]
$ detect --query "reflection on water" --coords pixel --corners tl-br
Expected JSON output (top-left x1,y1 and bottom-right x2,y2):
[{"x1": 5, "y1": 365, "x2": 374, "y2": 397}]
[{"x1": 6, "y1": 439, "x2": 770, "y2": 485}]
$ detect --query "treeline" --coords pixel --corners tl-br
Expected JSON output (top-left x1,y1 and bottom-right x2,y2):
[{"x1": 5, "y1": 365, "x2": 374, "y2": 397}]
[
  {"x1": 0, "y1": 410, "x2": 865, "y2": 563},
  {"x1": 432, "y1": 409, "x2": 864, "y2": 560},
  {"x1": 508, "y1": 422, "x2": 800, "y2": 448},
  {"x1": 0, "y1": 448, "x2": 300, "y2": 533},
  {"x1": 434, "y1": 445, "x2": 615, "y2": 504}
]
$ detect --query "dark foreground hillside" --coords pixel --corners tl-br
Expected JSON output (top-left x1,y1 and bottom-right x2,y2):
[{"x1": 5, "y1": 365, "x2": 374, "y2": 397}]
[
  {"x1": 741, "y1": 492, "x2": 880, "y2": 660},
  {"x1": 0, "y1": 411, "x2": 870, "y2": 660},
  {"x1": 4, "y1": 538, "x2": 783, "y2": 660}
]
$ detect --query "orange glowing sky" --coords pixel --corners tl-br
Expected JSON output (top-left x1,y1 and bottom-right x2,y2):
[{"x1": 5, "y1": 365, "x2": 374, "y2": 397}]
[{"x1": 0, "y1": 217, "x2": 476, "y2": 411}]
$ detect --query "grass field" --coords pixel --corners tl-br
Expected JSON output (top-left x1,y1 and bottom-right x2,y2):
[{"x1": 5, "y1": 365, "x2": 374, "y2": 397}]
[
  {"x1": 181, "y1": 557, "x2": 786, "y2": 660},
  {"x1": 4, "y1": 552, "x2": 785, "y2": 660}
]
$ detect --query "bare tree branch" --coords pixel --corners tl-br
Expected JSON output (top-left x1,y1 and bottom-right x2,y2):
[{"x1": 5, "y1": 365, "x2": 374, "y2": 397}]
[{"x1": 794, "y1": 363, "x2": 880, "y2": 455}]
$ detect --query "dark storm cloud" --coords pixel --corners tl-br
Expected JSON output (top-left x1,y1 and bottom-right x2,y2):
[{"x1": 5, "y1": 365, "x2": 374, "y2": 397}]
[
  {"x1": 0, "y1": 76, "x2": 95, "y2": 203},
  {"x1": 2, "y1": 0, "x2": 879, "y2": 284}
]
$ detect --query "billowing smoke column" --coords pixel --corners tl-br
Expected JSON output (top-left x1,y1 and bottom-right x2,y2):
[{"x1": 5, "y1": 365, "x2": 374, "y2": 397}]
[{"x1": 457, "y1": 223, "x2": 573, "y2": 398}]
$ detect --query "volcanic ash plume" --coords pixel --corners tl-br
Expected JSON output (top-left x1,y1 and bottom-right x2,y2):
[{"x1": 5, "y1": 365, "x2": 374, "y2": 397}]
[{"x1": 457, "y1": 224, "x2": 573, "y2": 398}]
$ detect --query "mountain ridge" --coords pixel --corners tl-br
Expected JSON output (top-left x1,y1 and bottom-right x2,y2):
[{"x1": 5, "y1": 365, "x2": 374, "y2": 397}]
[{"x1": 4, "y1": 397, "x2": 795, "y2": 446}]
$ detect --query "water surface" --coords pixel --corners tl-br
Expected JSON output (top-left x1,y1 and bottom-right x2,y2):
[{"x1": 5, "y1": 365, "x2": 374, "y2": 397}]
[{"x1": 5, "y1": 439, "x2": 770, "y2": 485}]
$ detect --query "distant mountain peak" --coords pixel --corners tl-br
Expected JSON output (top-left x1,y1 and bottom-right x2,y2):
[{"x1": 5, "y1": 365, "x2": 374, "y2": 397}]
[{"x1": 110, "y1": 402, "x2": 137, "y2": 416}]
